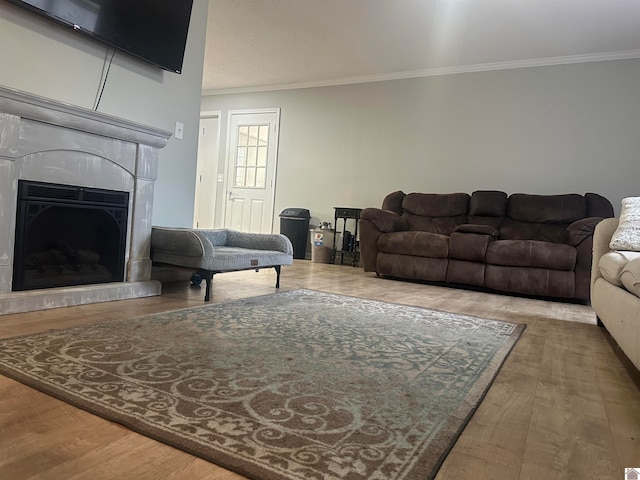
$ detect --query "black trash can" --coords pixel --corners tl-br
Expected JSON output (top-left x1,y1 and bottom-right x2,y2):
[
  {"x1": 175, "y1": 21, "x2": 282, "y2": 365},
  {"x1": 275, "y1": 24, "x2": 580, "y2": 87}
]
[{"x1": 279, "y1": 208, "x2": 311, "y2": 259}]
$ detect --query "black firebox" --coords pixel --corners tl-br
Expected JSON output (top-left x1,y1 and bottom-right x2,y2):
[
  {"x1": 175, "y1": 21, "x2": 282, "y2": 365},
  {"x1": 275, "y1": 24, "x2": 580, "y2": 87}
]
[{"x1": 12, "y1": 180, "x2": 129, "y2": 291}]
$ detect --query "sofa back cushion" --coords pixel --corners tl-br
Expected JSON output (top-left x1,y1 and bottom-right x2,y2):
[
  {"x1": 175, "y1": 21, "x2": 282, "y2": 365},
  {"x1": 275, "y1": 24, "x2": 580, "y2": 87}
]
[
  {"x1": 500, "y1": 194, "x2": 587, "y2": 243},
  {"x1": 381, "y1": 190, "x2": 406, "y2": 215},
  {"x1": 469, "y1": 190, "x2": 508, "y2": 216},
  {"x1": 401, "y1": 193, "x2": 469, "y2": 235},
  {"x1": 507, "y1": 194, "x2": 586, "y2": 224},
  {"x1": 468, "y1": 190, "x2": 507, "y2": 229},
  {"x1": 586, "y1": 192, "x2": 614, "y2": 218},
  {"x1": 197, "y1": 228, "x2": 229, "y2": 246}
]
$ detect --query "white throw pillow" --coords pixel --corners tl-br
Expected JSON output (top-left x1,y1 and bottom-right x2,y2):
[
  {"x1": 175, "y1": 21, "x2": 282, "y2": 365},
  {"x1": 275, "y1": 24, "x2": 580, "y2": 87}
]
[{"x1": 610, "y1": 197, "x2": 640, "y2": 251}]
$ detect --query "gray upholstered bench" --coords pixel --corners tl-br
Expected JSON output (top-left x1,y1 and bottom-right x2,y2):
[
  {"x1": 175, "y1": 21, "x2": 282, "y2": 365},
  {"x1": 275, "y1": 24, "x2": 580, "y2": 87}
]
[{"x1": 150, "y1": 227, "x2": 294, "y2": 301}]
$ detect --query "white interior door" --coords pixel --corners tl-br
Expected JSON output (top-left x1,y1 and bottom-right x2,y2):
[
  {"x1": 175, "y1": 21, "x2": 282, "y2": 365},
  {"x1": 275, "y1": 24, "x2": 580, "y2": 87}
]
[
  {"x1": 224, "y1": 110, "x2": 280, "y2": 233},
  {"x1": 193, "y1": 115, "x2": 220, "y2": 228}
]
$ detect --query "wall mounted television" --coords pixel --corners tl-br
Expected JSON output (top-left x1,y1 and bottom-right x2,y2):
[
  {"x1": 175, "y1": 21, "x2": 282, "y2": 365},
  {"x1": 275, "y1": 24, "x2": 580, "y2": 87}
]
[{"x1": 5, "y1": 0, "x2": 194, "y2": 74}]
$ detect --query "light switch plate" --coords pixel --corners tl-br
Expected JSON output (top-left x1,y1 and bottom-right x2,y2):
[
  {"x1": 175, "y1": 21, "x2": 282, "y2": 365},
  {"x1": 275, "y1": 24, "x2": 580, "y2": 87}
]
[{"x1": 175, "y1": 121, "x2": 184, "y2": 140}]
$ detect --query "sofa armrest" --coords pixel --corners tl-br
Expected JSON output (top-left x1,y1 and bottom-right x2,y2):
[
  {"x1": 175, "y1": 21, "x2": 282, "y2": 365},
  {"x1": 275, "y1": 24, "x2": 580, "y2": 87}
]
[
  {"x1": 591, "y1": 218, "x2": 620, "y2": 286},
  {"x1": 150, "y1": 227, "x2": 216, "y2": 270},
  {"x1": 359, "y1": 208, "x2": 407, "y2": 273},
  {"x1": 226, "y1": 230, "x2": 294, "y2": 255},
  {"x1": 568, "y1": 217, "x2": 605, "y2": 246},
  {"x1": 454, "y1": 224, "x2": 499, "y2": 237},
  {"x1": 360, "y1": 208, "x2": 408, "y2": 233},
  {"x1": 151, "y1": 227, "x2": 207, "y2": 258}
]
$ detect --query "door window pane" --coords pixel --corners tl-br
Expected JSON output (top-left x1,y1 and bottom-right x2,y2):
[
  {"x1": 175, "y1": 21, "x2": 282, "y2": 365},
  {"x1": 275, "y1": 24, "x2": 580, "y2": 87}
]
[
  {"x1": 235, "y1": 167, "x2": 245, "y2": 186},
  {"x1": 246, "y1": 167, "x2": 256, "y2": 187},
  {"x1": 238, "y1": 126, "x2": 249, "y2": 146},
  {"x1": 258, "y1": 125, "x2": 269, "y2": 145},
  {"x1": 248, "y1": 125, "x2": 259, "y2": 144},
  {"x1": 257, "y1": 147, "x2": 267, "y2": 167},
  {"x1": 237, "y1": 147, "x2": 246, "y2": 166},
  {"x1": 234, "y1": 123, "x2": 269, "y2": 189},
  {"x1": 256, "y1": 167, "x2": 266, "y2": 188},
  {"x1": 247, "y1": 146, "x2": 257, "y2": 166}
]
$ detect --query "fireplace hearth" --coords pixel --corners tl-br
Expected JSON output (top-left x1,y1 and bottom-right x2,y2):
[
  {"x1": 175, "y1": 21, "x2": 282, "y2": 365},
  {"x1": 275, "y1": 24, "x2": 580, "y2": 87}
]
[{"x1": 13, "y1": 181, "x2": 129, "y2": 291}]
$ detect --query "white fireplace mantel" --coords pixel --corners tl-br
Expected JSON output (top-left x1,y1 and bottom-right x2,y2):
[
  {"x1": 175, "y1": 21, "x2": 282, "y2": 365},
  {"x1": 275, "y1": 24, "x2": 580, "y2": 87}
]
[{"x1": 0, "y1": 86, "x2": 172, "y2": 315}]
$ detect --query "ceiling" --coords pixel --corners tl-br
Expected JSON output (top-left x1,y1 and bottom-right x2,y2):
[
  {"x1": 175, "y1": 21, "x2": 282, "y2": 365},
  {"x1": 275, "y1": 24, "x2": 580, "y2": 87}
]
[{"x1": 202, "y1": 0, "x2": 640, "y2": 94}]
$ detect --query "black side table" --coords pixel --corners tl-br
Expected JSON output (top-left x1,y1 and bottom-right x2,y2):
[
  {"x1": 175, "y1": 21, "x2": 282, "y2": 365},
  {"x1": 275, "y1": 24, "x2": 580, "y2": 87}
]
[{"x1": 332, "y1": 207, "x2": 362, "y2": 266}]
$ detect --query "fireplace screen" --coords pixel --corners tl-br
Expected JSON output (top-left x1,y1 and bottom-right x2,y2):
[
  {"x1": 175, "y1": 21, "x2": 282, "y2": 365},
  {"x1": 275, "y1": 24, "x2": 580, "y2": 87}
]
[{"x1": 12, "y1": 180, "x2": 129, "y2": 291}]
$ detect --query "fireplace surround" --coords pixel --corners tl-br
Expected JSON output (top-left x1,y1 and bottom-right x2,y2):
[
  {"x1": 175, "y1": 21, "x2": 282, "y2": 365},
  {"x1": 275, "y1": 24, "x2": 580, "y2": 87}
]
[{"x1": 0, "y1": 86, "x2": 172, "y2": 315}]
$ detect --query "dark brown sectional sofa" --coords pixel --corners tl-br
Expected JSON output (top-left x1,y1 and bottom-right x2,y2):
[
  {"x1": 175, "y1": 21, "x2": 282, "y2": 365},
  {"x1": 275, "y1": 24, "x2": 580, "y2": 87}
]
[{"x1": 359, "y1": 190, "x2": 614, "y2": 302}]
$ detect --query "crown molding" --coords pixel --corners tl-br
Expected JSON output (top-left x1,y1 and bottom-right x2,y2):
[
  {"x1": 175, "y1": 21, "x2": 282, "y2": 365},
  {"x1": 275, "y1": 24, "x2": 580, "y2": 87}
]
[{"x1": 202, "y1": 49, "x2": 640, "y2": 96}]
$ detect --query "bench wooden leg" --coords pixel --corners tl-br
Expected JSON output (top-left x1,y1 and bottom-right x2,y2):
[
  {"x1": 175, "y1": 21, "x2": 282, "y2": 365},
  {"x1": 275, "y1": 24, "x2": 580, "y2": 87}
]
[{"x1": 274, "y1": 265, "x2": 281, "y2": 288}]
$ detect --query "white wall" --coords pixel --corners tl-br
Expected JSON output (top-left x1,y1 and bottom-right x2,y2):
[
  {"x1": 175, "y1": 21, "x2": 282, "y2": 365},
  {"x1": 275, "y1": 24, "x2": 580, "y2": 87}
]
[
  {"x1": 202, "y1": 58, "x2": 640, "y2": 230},
  {"x1": 0, "y1": 0, "x2": 209, "y2": 227}
]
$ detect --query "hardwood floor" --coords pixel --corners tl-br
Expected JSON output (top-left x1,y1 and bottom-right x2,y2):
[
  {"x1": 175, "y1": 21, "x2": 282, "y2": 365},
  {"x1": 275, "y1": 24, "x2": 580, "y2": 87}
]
[{"x1": 1, "y1": 260, "x2": 638, "y2": 479}]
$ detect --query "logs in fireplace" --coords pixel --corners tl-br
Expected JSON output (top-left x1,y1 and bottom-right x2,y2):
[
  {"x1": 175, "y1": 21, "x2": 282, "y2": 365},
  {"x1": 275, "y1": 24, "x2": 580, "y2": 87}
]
[{"x1": 12, "y1": 180, "x2": 129, "y2": 291}]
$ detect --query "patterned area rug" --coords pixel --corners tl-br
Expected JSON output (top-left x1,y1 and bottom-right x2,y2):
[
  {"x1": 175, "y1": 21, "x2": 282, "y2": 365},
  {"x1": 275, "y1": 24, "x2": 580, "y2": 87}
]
[{"x1": 0, "y1": 289, "x2": 524, "y2": 480}]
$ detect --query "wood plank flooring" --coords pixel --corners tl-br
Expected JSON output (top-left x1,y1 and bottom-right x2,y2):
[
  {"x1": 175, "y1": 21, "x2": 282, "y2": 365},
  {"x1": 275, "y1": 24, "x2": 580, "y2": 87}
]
[{"x1": 1, "y1": 260, "x2": 638, "y2": 479}]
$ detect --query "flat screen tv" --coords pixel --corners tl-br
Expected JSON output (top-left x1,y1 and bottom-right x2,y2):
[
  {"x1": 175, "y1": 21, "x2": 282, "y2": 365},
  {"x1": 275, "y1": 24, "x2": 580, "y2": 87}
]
[{"x1": 5, "y1": 0, "x2": 194, "y2": 74}]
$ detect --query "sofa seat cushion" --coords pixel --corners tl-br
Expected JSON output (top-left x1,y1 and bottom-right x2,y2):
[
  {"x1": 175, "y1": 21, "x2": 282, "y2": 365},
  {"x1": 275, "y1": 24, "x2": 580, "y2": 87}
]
[
  {"x1": 485, "y1": 265, "x2": 575, "y2": 298},
  {"x1": 378, "y1": 231, "x2": 449, "y2": 258},
  {"x1": 499, "y1": 218, "x2": 570, "y2": 243},
  {"x1": 486, "y1": 240, "x2": 576, "y2": 270},
  {"x1": 377, "y1": 253, "x2": 448, "y2": 282},
  {"x1": 600, "y1": 251, "x2": 640, "y2": 286},
  {"x1": 621, "y1": 257, "x2": 640, "y2": 297},
  {"x1": 201, "y1": 246, "x2": 291, "y2": 271}
]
